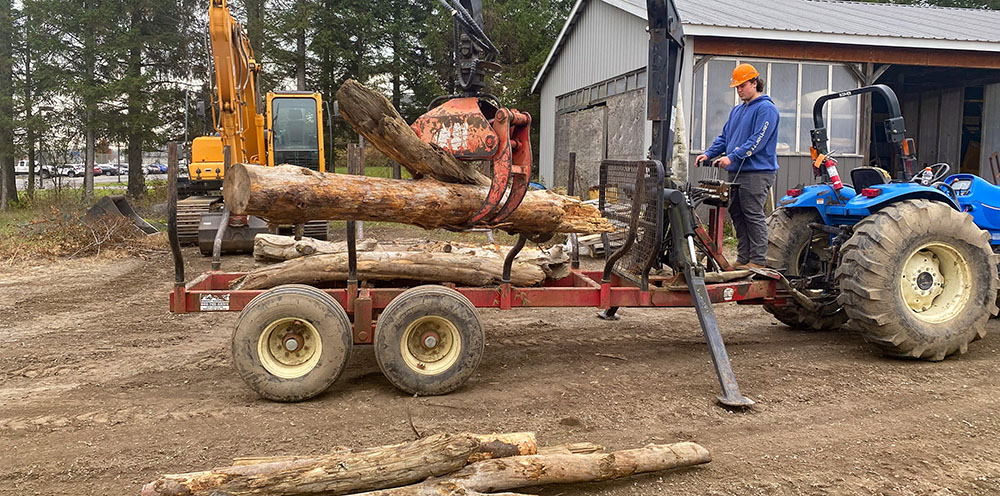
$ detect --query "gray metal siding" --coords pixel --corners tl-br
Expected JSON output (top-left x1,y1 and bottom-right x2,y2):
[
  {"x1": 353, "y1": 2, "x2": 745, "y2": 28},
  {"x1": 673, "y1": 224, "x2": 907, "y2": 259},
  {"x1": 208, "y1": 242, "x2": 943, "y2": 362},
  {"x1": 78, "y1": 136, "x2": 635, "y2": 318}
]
[{"x1": 538, "y1": 0, "x2": 647, "y2": 187}]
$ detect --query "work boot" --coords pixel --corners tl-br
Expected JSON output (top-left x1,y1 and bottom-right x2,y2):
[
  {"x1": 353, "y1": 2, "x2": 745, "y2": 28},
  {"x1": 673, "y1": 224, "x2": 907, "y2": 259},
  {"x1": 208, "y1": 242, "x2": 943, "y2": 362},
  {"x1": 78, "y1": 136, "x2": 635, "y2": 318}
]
[{"x1": 733, "y1": 262, "x2": 766, "y2": 270}]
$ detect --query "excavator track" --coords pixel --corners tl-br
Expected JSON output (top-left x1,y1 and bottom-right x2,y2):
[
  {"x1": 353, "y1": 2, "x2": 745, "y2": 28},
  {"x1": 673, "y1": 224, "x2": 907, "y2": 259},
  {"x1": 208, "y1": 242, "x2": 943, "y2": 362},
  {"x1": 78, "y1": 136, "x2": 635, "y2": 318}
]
[{"x1": 176, "y1": 196, "x2": 224, "y2": 245}]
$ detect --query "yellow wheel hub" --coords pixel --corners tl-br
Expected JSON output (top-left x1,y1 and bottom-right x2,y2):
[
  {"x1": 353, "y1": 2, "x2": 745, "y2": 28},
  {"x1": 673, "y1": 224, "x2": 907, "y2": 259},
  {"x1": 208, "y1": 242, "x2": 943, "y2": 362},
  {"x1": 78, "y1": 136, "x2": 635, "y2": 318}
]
[
  {"x1": 257, "y1": 317, "x2": 323, "y2": 379},
  {"x1": 899, "y1": 243, "x2": 971, "y2": 323},
  {"x1": 400, "y1": 316, "x2": 461, "y2": 375}
]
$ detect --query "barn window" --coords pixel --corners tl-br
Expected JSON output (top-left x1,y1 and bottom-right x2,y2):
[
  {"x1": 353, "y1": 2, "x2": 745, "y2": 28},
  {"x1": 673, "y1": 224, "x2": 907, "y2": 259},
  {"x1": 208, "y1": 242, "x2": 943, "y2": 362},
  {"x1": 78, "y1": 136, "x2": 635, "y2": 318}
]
[{"x1": 692, "y1": 58, "x2": 860, "y2": 155}]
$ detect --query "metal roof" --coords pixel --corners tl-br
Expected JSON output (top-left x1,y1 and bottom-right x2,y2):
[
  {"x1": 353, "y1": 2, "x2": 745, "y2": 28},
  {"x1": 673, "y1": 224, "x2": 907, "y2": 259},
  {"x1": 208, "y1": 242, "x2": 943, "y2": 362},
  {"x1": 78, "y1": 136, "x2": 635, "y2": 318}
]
[{"x1": 533, "y1": 0, "x2": 1000, "y2": 93}]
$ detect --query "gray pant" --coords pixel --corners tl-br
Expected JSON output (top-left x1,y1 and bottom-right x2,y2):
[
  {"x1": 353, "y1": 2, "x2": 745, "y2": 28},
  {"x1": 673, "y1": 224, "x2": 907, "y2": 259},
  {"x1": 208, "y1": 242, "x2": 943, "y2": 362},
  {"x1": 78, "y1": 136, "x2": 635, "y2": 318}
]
[{"x1": 728, "y1": 171, "x2": 775, "y2": 265}]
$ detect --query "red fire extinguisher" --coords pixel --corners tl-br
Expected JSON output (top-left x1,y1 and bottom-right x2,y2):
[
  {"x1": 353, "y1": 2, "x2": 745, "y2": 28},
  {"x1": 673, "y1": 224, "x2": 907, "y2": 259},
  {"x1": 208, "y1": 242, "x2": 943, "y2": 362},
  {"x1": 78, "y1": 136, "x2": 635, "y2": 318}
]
[{"x1": 825, "y1": 157, "x2": 843, "y2": 190}]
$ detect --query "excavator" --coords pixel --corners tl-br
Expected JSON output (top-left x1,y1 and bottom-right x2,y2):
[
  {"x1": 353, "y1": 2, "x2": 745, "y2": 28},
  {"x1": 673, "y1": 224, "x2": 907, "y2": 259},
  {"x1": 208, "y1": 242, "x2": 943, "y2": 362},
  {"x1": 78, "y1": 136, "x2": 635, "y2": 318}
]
[{"x1": 177, "y1": 0, "x2": 328, "y2": 254}]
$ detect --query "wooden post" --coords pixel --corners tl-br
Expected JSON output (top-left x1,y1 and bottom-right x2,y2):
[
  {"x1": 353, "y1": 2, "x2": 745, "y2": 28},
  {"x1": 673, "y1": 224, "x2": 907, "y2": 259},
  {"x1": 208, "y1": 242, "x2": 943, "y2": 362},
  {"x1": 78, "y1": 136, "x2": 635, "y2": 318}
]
[
  {"x1": 348, "y1": 142, "x2": 364, "y2": 240},
  {"x1": 568, "y1": 152, "x2": 579, "y2": 269}
]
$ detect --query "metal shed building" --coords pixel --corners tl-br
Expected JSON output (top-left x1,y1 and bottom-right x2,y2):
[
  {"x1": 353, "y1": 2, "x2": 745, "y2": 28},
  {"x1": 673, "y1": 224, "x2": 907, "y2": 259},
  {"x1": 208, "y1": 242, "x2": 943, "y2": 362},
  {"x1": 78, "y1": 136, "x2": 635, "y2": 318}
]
[{"x1": 531, "y1": 0, "x2": 1000, "y2": 197}]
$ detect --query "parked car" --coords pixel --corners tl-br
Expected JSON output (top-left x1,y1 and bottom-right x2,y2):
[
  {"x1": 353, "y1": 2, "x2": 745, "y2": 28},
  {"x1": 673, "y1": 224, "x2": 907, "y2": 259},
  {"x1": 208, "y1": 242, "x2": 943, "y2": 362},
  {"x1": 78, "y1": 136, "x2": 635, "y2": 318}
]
[
  {"x1": 93, "y1": 165, "x2": 103, "y2": 176},
  {"x1": 14, "y1": 160, "x2": 38, "y2": 175},
  {"x1": 143, "y1": 164, "x2": 162, "y2": 174},
  {"x1": 156, "y1": 163, "x2": 168, "y2": 173},
  {"x1": 58, "y1": 163, "x2": 86, "y2": 177},
  {"x1": 97, "y1": 163, "x2": 119, "y2": 176}
]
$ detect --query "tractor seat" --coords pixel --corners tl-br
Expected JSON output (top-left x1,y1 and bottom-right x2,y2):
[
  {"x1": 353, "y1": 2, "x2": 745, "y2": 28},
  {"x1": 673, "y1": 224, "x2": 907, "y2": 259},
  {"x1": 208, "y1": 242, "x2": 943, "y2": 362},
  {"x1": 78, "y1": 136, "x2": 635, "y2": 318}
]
[{"x1": 850, "y1": 166, "x2": 891, "y2": 191}]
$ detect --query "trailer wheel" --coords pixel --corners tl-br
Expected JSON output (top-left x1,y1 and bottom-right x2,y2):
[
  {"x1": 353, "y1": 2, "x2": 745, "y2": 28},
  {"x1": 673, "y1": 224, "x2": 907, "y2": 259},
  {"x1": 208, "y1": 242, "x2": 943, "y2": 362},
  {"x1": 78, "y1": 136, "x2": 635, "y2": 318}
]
[
  {"x1": 232, "y1": 284, "x2": 353, "y2": 402},
  {"x1": 836, "y1": 199, "x2": 999, "y2": 360},
  {"x1": 763, "y1": 208, "x2": 847, "y2": 330},
  {"x1": 374, "y1": 285, "x2": 484, "y2": 396}
]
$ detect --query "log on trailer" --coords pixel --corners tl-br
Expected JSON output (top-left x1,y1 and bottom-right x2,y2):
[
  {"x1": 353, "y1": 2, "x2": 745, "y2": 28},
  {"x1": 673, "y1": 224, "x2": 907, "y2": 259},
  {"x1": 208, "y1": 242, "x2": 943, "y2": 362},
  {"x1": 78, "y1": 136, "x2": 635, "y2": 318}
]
[
  {"x1": 336, "y1": 78, "x2": 489, "y2": 186},
  {"x1": 223, "y1": 164, "x2": 613, "y2": 236},
  {"x1": 232, "y1": 250, "x2": 549, "y2": 289},
  {"x1": 141, "y1": 432, "x2": 537, "y2": 496},
  {"x1": 253, "y1": 233, "x2": 379, "y2": 262}
]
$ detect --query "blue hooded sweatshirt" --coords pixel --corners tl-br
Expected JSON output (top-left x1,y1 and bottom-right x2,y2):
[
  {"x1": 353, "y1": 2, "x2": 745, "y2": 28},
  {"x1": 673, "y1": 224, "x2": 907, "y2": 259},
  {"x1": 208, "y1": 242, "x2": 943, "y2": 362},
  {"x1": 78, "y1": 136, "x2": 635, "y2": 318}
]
[{"x1": 704, "y1": 95, "x2": 780, "y2": 173}]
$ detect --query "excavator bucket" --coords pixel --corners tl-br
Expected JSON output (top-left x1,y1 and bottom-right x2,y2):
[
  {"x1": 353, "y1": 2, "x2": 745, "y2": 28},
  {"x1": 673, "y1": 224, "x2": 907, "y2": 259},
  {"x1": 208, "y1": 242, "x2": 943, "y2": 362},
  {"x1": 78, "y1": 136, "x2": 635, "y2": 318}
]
[{"x1": 84, "y1": 195, "x2": 158, "y2": 235}]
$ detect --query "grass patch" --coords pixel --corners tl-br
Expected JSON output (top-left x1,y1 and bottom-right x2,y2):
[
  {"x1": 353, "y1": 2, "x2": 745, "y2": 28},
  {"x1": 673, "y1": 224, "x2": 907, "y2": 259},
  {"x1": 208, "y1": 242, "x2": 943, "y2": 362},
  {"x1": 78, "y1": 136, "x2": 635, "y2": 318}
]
[{"x1": 331, "y1": 165, "x2": 412, "y2": 180}]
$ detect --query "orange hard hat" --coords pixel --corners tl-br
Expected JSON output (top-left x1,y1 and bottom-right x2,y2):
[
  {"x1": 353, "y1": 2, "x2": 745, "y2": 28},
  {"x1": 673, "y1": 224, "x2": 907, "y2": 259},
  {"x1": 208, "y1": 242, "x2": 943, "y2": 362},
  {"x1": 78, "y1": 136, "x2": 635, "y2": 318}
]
[{"x1": 730, "y1": 63, "x2": 760, "y2": 87}]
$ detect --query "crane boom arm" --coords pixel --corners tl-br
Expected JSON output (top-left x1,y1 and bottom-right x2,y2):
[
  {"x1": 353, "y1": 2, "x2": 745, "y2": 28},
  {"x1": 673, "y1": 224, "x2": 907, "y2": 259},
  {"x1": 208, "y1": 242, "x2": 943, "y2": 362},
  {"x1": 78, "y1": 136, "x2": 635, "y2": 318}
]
[{"x1": 208, "y1": 0, "x2": 265, "y2": 166}]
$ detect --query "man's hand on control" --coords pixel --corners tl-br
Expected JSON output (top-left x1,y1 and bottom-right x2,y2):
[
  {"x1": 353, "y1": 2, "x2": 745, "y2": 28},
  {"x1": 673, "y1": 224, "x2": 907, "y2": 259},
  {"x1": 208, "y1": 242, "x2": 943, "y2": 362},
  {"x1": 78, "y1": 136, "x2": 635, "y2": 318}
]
[{"x1": 713, "y1": 156, "x2": 732, "y2": 168}]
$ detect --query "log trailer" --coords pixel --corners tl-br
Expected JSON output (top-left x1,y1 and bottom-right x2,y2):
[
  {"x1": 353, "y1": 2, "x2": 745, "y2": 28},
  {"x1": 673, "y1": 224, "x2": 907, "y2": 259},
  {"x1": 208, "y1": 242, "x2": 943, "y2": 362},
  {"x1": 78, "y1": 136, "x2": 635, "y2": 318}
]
[
  {"x1": 177, "y1": 0, "x2": 329, "y2": 255},
  {"x1": 167, "y1": 0, "x2": 792, "y2": 406}
]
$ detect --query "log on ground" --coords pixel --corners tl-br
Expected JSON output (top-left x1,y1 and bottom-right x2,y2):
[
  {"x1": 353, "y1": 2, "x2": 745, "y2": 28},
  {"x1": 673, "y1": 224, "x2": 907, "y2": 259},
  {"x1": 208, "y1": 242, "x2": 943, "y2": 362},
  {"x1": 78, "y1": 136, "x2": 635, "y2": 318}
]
[
  {"x1": 141, "y1": 432, "x2": 536, "y2": 496},
  {"x1": 352, "y1": 442, "x2": 710, "y2": 496},
  {"x1": 223, "y1": 164, "x2": 613, "y2": 236},
  {"x1": 231, "y1": 250, "x2": 547, "y2": 290},
  {"x1": 336, "y1": 79, "x2": 489, "y2": 186}
]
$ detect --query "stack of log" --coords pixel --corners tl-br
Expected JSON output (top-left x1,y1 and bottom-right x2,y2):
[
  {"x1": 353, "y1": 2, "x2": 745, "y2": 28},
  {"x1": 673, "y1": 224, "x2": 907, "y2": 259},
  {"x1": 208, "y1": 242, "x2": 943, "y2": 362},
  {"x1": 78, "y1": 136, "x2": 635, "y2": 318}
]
[
  {"x1": 232, "y1": 234, "x2": 571, "y2": 290},
  {"x1": 141, "y1": 431, "x2": 711, "y2": 496},
  {"x1": 222, "y1": 80, "x2": 614, "y2": 237}
]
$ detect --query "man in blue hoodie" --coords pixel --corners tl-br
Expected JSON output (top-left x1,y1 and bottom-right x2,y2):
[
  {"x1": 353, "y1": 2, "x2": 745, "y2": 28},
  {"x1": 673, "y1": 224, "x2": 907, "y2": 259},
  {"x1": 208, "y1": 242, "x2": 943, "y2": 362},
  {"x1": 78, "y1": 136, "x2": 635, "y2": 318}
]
[{"x1": 696, "y1": 63, "x2": 779, "y2": 269}]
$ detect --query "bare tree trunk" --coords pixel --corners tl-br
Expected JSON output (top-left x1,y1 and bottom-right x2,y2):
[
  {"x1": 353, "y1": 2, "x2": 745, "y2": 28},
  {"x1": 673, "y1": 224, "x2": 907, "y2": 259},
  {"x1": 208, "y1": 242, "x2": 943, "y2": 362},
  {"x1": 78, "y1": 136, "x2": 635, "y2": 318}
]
[
  {"x1": 23, "y1": 12, "x2": 34, "y2": 200},
  {"x1": 126, "y1": 41, "x2": 145, "y2": 198},
  {"x1": 336, "y1": 79, "x2": 489, "y2": 186},
  {"x1": 0, "y1": 0, "x2": 14, "y2": 211},
  {"x1": 232, "y1": 250, "x2": 549, "y2": 290},
  {"x1": 141, "y1": 432, "x2": 537, "y2": 496},
  {"x1": 223, "y1": 164, "x2": 613, "y2": 235},
  {"x1": 295, "y1": 6, "x2": 306, "y2": 91},
  {"x1": 355, "y1": 442, "x2": 711, "y2": 496}
]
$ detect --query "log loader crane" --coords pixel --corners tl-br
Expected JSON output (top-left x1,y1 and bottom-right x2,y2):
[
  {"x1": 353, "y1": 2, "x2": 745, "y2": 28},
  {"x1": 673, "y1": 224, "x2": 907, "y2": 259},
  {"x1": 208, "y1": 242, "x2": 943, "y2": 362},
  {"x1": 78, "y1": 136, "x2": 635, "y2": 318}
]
[{"x1": 178, "y1": 0, "x2": 329, "y2": 254}]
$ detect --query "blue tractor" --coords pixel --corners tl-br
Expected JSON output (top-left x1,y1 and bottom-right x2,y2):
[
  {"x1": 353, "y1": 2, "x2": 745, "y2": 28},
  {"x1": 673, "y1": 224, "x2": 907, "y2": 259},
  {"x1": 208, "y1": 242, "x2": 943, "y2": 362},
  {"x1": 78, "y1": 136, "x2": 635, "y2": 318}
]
[{"x1": 765, "y1": 84, "x2": 1000, "y2": 360}]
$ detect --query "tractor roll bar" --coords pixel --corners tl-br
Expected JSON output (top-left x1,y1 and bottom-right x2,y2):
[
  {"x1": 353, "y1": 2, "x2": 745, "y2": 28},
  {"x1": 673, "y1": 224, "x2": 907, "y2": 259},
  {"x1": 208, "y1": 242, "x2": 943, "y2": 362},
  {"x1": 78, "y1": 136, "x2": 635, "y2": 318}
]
[{"x1": 810, "y1": 84, "x2": 911, "y2": 180}]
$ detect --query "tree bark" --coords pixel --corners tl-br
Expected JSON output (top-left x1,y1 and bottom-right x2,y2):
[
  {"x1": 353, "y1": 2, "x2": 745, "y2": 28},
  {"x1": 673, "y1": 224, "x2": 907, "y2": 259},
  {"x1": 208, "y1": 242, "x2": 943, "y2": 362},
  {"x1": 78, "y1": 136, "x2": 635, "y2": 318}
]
[
  {"x1": 336, "y1": 79, "x2": 489, "y2": 186},
  {"x1": 224, "y1": 164, "x2": 612, "y2": 236},
  {"x1": 0, "y1": 0, "x2": 14, "y2": 211},
  {"x1": 253, "y1": 233, "x2": 378, "y2": 262},
  {"x1": 252, "y1": 234, "x2": 570, "y2": 280},
  {"x1": 354, "y1": 442, "x2": 711, "y2": 496},
  {"x1": 141, "y1": 432, "x2": 536, "y2": 496},
  {"x1": 232, "y1": 250, "x2": 548, "y2": 290}
]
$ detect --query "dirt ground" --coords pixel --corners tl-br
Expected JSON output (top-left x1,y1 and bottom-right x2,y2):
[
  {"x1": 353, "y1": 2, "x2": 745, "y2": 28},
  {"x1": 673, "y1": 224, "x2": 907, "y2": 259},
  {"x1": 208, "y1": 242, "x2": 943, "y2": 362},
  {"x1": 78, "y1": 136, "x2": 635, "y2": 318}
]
[{"x1": 2, "y1": 229, "x2": 1000, "y2": 495}]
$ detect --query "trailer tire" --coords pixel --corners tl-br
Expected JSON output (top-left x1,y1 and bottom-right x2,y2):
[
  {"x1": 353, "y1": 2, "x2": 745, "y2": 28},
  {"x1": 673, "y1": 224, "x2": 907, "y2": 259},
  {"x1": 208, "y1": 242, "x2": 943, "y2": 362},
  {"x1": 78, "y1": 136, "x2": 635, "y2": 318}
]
[
  {"x1": 232, "y1": 284, "x2": 353, "y2": 402},
  {"x1": 763, "y1": 208, "x2": 847, "y2": 331},
  {"x1": 374, "y1": 285, "x2": 484, "y2": 396},
  {"x1": 836, "y1": 199, "x2": 999, "y2": 360}
]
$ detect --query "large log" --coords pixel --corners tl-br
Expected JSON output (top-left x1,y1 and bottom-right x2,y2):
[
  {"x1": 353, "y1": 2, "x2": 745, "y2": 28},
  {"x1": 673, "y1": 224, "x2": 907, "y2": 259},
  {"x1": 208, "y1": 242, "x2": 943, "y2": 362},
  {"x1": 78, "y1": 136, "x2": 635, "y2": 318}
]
[
  {"x1": 231, "y1": 250, "x2": 547, "y2": 290},
  {"x1": 141, "y1": 432, "x2": 536, "y2": 496},
  {"x1": 352, "y1": 442, "x2": 711, "y2": 496},
  {"x1": 223, "y1": 164, "x2": 613, "y2": 235},
  {"x1": 254, "y1": 233, "x2": 378, "y2": 262},
  {"x1": 336, "y1": 79, "x2": 489, "y2": 186}
]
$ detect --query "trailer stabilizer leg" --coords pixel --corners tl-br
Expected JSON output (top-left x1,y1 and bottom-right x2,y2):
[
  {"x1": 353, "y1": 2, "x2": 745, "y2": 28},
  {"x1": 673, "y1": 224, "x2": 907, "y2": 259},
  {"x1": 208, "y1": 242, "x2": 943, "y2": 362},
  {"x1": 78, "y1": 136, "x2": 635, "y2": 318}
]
[{"x1": 683, "y1": 261, "x2": 754, "y2": 407}]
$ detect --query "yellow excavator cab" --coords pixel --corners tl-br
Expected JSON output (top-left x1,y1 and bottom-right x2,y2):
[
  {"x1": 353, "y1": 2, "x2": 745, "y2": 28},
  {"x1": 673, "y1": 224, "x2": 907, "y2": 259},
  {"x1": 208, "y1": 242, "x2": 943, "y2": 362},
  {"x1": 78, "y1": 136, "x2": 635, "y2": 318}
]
[
  {"x1": 189, "y1": 135, "x2": 225, "y2": 181},
  {"x1": 266, "y1": 91, "x2": 325, "y2": 171}
]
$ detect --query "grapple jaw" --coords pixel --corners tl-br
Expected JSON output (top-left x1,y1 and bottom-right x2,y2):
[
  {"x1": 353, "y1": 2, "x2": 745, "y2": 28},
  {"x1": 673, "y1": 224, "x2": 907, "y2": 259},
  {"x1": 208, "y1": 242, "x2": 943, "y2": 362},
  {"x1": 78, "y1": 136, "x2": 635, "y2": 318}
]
[{"x1": 412, "y1": 97, "x2": 532, "y2": 228}]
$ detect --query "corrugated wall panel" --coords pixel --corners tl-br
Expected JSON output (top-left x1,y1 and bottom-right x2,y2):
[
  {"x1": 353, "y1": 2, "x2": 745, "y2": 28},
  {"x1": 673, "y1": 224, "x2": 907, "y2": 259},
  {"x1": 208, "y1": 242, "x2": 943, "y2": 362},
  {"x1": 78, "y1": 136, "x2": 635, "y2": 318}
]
[
  {"x1": 539, "y1": 0, "x2": 648, "y2": 186},
  {"x1": 938, "y1": 88, "x2": 963, "y2": 171},
  {"x1": 981, "y1": 83, "x2": 1000, "y2": 183}
]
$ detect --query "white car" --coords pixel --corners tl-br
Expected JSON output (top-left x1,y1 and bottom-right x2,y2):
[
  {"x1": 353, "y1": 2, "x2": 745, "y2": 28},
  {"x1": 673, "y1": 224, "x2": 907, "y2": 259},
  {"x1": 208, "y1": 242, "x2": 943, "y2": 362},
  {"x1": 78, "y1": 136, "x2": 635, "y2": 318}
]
[
  {"x1": 14, "y1": 160, "x2": 37, "y2": 175},
  {"x1": 57, "y1": 163, "x2": 86, "y2": 177}
]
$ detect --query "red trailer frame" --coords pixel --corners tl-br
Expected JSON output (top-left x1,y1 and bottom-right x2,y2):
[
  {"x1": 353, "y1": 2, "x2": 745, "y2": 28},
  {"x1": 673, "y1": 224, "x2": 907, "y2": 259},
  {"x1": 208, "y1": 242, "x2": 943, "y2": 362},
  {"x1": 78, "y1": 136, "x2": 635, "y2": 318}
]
[{"x1": 170, "y1": 269, "x2": 788, "y2": 346}]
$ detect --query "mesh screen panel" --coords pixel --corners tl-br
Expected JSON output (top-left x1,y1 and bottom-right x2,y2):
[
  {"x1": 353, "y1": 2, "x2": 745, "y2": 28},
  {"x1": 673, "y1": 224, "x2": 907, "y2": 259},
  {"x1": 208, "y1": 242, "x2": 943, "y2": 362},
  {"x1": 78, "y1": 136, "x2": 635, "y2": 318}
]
[{"x1": 599, "y1": 160, "x2": 664, "y2": 286}]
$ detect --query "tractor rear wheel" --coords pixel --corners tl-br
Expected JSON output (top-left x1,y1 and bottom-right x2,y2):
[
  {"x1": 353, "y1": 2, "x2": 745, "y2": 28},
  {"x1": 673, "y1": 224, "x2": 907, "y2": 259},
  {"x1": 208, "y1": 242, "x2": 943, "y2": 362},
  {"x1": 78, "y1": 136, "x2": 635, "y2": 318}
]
[
  {"x1": 836, "y1": 199, "x2": 999, "y2": 360},
  {"x1": 374, "y1": 285, "x2": 484, "y2": 396},
  {"x1": 763, "y1": 208, "x2": 847, "y2": 331}
]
